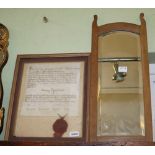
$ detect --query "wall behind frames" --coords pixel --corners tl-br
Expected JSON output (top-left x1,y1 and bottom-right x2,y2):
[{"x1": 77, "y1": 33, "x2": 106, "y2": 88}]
[{"x1": 0, "y1": 8, "x2": 155, "y2": 140}]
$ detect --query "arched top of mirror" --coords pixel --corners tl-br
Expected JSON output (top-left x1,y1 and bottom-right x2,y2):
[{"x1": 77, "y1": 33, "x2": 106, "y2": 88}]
[
  {"x1": 92, "y1": 13, "x2": 146, "y2": 59},
  {"x1": 98, "y1": 31, "x2": 141, "y2": 58}
]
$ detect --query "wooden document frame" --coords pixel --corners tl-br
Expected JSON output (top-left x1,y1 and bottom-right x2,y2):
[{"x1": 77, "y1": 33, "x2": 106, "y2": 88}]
[{"x1": 5, "y1": 53, "x2": 89, "y2": 145}]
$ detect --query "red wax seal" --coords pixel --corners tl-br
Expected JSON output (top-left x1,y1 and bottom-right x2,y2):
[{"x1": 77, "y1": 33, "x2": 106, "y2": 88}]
[{"x1": 53, "y1": 115, "x2": 68, "y2": 138}]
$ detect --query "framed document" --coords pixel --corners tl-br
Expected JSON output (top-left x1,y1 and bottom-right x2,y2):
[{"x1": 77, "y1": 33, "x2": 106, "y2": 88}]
[{"x1": 5, "y1": 53, "x2": 89, "y2": 144}]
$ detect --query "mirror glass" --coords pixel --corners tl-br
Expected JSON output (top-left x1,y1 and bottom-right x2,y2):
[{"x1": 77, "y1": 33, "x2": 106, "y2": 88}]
[{"x1": 97, "y1": 31, "x2": 145, "y2": 136}]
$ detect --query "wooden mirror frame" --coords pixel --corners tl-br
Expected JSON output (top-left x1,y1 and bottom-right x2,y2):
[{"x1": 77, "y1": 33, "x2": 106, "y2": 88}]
[
  {"x1": 89, "y1": 13, "x2": 153, "y2": 144},
  {"x1": 0, "y1": 23, "x2": 9, "y2": 134}
]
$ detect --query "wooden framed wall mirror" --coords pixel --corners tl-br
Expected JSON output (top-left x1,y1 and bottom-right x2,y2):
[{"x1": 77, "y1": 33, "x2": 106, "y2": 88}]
[{"x1": 89, "y1": 13, "x2": 153, "y2": 144}]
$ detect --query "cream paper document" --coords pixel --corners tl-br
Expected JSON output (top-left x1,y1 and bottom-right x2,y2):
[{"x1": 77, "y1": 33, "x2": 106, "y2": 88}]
[{"x1": 20, "y1": 62, "x2": 83, "y2": 117}]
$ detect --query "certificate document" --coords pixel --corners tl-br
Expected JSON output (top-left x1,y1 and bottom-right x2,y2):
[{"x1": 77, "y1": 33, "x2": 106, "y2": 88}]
[{"x1": 13, "y1": 60, "x2": 85, "y2": 138}]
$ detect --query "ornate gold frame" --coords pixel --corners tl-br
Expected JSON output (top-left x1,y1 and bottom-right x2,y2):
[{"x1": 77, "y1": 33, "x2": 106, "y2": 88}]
[{"x1": 0, "y1": 23, "x2": 9, "y2": 133}]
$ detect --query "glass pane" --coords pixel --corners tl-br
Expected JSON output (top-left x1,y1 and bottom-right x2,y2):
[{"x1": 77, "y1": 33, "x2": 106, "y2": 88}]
[
  {"x1": 97, "y1": 31, "x2": 145, "y2": 136},
  {"x1": 98, "y1": 31, "x2": 141, "y2": 58},
  {"x1": 13, "y1": 61, "x2": 85, "y2": 138}
]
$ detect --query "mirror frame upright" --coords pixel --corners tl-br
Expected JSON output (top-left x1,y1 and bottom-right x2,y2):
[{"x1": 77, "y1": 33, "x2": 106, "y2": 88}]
[{"x1": 89, "y1": 13, "x2": 153, "y2": 143}]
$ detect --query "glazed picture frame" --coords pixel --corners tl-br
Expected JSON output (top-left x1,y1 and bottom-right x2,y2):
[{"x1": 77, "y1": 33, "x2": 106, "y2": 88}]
[{"x1": 5, "y1": 53, "x2": 89, "y2": 145}]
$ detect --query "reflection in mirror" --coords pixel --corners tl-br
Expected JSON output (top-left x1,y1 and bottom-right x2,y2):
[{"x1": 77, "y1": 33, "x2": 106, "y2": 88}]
[
  {"x1": 0, "y1": 23, "x2": 9, "y2": 134},
  {"x1": 98, "y1": 31, "x2": 141, "y2": 58},
  {"x1": 97, "y1": 31, "x2": 145, "y2": 136}
]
